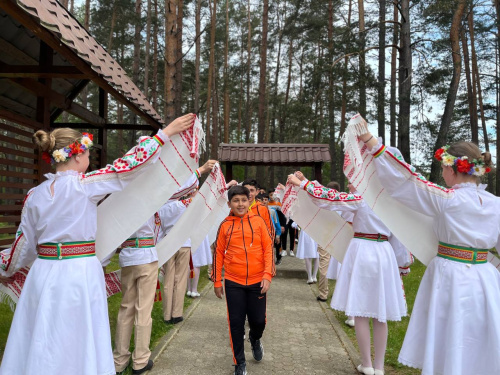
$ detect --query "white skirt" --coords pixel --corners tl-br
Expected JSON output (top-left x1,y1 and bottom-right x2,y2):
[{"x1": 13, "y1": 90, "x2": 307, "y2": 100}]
[
  {"x1": 296, "y1": 231, "x2": 318, "y2": 259},
  {"x1": 398, "y1": 256, "x2": 500, "y2": 375},
  {"x1": 192, "y1": 236, "x2": 212, "y2": 268},
  {"x1": 326, "y1": 258, "x2": 341, "y2": 280},
  {"x1": 0, "y1": 257, "x2": 115, "y2": 375},
  {"x1": 331, "y1": 238, "x2": 407, "y2": 322}
]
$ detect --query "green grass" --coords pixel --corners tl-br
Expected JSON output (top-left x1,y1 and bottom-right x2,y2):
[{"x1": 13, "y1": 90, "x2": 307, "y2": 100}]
[
  {"x1": 0, "y1": 255, "x2": 210, "y2": 374},
  {"x1": 327, "y1": 260, "x2": 426, "y2": 375}
]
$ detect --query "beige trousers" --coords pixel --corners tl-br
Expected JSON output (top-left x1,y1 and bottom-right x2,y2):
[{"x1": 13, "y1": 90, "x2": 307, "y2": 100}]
[
  {"x1": 113, "y1": 261, "x2": 158, "y2": 371},
  {"x1": 317, "y1": 246, "x2": 331, "y2": 300},
  {"x1": 162, "y1": 247, "x2": 191, "y2": 320}
]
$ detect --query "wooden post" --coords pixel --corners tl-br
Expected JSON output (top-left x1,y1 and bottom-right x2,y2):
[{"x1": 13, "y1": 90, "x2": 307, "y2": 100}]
[
  {"x1": 226, "y1": 162, "x2": 233, "y2": 182},
  {"x1": 36, "y1": 42, "x2": 53, "y2": 182},
  {"x1": 98, "y1": 87, "x2": 108, "y2": 167},
  {"x1": 314, "y1": 163, "x2": 322, "y2": 184}
]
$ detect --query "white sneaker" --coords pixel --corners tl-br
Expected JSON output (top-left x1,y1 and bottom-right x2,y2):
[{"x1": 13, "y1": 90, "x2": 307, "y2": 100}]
[
  {"x1": 357, "y1": 364, "x2": 374, "y2": 375},
  {"x1": 281, "y1": 250, "x2": 287, "y2": 257},
  {"x1": 312, "y1": 276, "x2": 317, "y2": 283},
  {"x1": 191, "y1": 292, "x2": 200, "y2": 298},
  {"x1": 307, "y1": 278, "x2": 314, "y2": 284},
  {"x1": 290, "y1": 250, "x2": 295, "y2": 257},
  {"x1": 345, "y1": 319, "x2": 355, "y2": 327},
  {"x1": 186, "y1": 291, "x2": 192, "y2": 297},
  {"x1": 374, "y1": 370, "x2": 384, "y2": 375}
]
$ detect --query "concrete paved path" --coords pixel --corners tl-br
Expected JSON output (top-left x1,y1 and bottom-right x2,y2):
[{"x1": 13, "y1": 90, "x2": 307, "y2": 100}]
[{"x1": 149, "y1": 255, "x2": 357, "y2": 375}]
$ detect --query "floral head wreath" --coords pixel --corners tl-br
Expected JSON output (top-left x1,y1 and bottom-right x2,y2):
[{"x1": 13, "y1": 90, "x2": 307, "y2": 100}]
[
  {"x1": 434, "y1": 145, "x2": 491, "y2": 177},
  {"x1": 42, "y1": 133, "x2": 94, "y2": 164}
]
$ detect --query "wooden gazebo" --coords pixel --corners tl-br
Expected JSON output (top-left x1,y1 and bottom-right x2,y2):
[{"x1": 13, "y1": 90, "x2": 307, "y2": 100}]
[
  {"x1": 0, "y1": 0, "x2": 164, "y2": 248},
  {"x1": 218, "y1": 143, "x2": 331, "y2": 183}
]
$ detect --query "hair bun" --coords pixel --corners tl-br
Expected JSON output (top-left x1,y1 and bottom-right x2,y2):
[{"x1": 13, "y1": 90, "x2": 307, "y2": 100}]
[
  {"x1": 481, "y1": 152, "x2": 492, "y2": 168},
  {"x1": 33, "y1": 130, "x2": 56, "y2": 152}
]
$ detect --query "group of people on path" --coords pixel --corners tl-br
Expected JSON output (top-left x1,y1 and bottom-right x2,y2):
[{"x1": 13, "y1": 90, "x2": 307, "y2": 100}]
[{"x1": 0, "y1": 113, "x2": 499, "y2": 375}]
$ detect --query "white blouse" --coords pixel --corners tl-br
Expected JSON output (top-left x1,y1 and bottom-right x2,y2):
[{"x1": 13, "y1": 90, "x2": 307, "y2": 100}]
[
  {"x1": 157, "y1": 199, "x2": 192, "y2": 248},
  {"x1": 0, "y1": 131, "x2": 168, "y2": 277},
  {"x1": 370, "y1": 142, "x2": 500, "y2": 250}
]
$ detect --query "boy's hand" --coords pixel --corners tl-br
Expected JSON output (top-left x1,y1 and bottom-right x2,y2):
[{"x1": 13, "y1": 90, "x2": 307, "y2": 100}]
[
  {"x1": 226, "y1": 180, "x2": 238, "y2": 188},
  {"x1": 214, "y1": 286, "x2": 224, "y2": 299},
  {"x1": 163, "y1": 114, "x2": 195, "y2": 137},
  {"x1": 199, "y1": 160, "x2": 218, "y2": 175},
  {"x1": 260, "y1": 279, "x2": 271, "y2": 294}
]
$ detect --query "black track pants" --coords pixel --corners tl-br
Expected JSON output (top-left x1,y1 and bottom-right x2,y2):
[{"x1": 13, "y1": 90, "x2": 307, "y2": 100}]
[{"x1": 224, "y1": 279, "x2": 267, "y2": 365}]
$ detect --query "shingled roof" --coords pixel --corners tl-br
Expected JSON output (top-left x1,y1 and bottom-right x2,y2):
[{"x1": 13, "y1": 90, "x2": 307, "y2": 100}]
[
  {"x1": 218, "y1": 143, "x2": 331, "y2": 164},
  {"x1": 0, "y1": 0, "x2": 163, "y2": 127}
]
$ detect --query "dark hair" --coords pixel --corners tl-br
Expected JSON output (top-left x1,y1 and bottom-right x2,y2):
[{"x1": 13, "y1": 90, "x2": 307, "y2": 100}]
[
  {"x1": 267, "y1": 189, "x2": 275, "y2": 194},
  {"x1": 242, "y1": 179, "x2": 259, "y2": 189},
  {"x1": 326, "y1": 181, "x2": 340, "y2": 190},
  {"x1": 228, "y1": 186, "x2": 250, "y2": 201},
  {"x1": 256, "y1": 192, "x2": 269, "y2": 200}
]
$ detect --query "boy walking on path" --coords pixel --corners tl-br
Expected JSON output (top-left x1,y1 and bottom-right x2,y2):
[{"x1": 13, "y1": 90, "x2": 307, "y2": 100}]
[{"x1": 212, "y1": 186, "x2": 275, "y2": 375}]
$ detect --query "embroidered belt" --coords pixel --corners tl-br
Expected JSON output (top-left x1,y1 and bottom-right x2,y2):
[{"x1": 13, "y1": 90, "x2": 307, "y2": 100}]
[
  {"x1": 353, "y1": 232, "x2": 389, "y2": 242},
  {"x1": 121, "y1": 237, "x2": 155, "y2": 249},
  {"x1": 437, "y1": 242, "x2": 488, "y2": 264},
  {"x1": 38, "y1": 241, "x2": 96, "y2": 260}
]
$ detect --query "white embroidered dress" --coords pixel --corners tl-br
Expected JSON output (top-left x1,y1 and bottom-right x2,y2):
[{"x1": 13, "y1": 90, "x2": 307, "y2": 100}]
[
  {"x1": 301, "y1": 180, "x2": 407, "y2": 322},
  {"x1": 370, "y1": 143, "x2": 500, "y2": 375},
  {"x1": 0, "y1": 131, "x2": 168, "y2": 375},
  {"x1": 326, "y1": 211, "x2": 354, "y2": 280},
  {"x1": 295, "y1": 230, "x2": 319, "y2": 259},
  {"x1": 192, "y1": 235, "x2": 212, "y2": 268}
]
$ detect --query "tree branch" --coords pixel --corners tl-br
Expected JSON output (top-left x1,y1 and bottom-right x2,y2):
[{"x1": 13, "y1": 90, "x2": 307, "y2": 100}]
[{"x1": 331, "y1": 44, "x2": 400, "y2": 68}]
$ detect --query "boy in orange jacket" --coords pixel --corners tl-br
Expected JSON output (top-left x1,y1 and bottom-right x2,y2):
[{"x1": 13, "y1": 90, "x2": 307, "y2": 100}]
[{"x1": 212, "y1": 185, "x2": 274, "y2": 375}]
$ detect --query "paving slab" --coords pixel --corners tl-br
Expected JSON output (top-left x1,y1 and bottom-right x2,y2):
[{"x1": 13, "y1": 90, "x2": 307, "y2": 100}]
[{"x1": 149, "y1": 255, "x2": 358, "y2": 375}]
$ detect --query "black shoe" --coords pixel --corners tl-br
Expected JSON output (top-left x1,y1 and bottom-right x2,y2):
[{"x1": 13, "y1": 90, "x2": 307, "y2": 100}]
[
  {"x1": 164, "y1": 319, "x2": 173, "y2": 324},
  {"x1": 172, "y1": 316, "x2": 184, "y2": 324},
  {"x1": 132, "y1": 359, "x2": 154, "y2": 374},
  {"x1": 234, "y1": 362, "x2": 247, "y2": 375},
  {"x1": 317, "y1": 296, "x2": 327, "y2": 302},
  {"x1": 250, "y1": 337, "x2": 264, "y2": 362}
]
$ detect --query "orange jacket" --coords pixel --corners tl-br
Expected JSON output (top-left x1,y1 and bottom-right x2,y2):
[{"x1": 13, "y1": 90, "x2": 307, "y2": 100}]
[
  {"x1": 212, "y1": 213, "x2": 274, "y2": 287},
  {"x1": 249, "y1": 201, "x2": 275, "y2": 239}
]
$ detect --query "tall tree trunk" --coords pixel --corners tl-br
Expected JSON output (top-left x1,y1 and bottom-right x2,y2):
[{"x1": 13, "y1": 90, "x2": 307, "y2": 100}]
[
  {"x1": 245, "y1": 0, "x2": 252, "y2": 144},
  {"x1": 70, "y1": 0, "x2": 74, "y2": 13},
  {"x1": 377, "y1": 0, "x2": 386, "y2": 142},
  {"x1": 389, "y1": 2, "x2": 398, "y2": 146},
  {"x1": 398, "y1": 0, "x2": 412, "y2": 162},
  {"x1": 61, "y1": 0, "x2": 68, "y2": 8},
  {"x1": 211, "y1": 58, "x2": 219, "y2": 158},
  {"x1": 461, "y1": 25, "x2": 478, "y2": 143},
  {"x1": 278, "y1": 37, "x2": 293, "y2": 182},
  {"x1": 144, "y1": 0, "x2": 152, "y2": 99},
  {"x1": 133, "y1": 0, "x2": 142, "y2": 123},
  {"x1": 237, "y1": 25, "x2": 244, "y2": 142},
  {"x1": 194, "y1": 0, "x2": 201, "y2": 114},
  {"x1": 223, "y1": 0, "x2": 230, "y2": 143},
  {"x1": 164, "y1": 0, "x2": 178, "y2": 124},
  {"x1": 108, "y1": 0, "x2": 117, "y2": 50},
  {"x1": 152, "y1": 0, "x2": 159, "y2": 110},
  {"x1": 206, "y1": 0, "x2": 217, "y2": 157},
  {"x1": 258, "y1": 0, "x2": 269, "y2": 144},
  {"x1": 358, "y1": 0, "x2": 366, "y2": 118},
  {"x1": 429, "y1": 0, "x2": 467, "y2": 181},
  {"x1": 82, "y1": 0, "x2": 91, "y2": 109},
  {"x1": 328, "y1": 0, "x2": 337, "y2": 182},
  {"x1": 175, "y1": 0, "x2": 184, "y2": 117}
]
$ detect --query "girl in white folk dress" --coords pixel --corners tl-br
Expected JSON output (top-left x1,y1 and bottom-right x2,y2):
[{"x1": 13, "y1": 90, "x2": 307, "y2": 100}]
[
  {"x1": 359, "y1": 128, "x2": 500, "y2": 375},
  {"x1": 0, "y1": 115, "x2": 194, "y2": 375},
  {"x1": 293, "y1": 223, "x2": 320, "y2": 284},
  {"x1": 288, "y1": 173, "x2": 407, "y2": 375},
  {"x1": 187, "y1": 235, "x2": 213, "y2": 298}
]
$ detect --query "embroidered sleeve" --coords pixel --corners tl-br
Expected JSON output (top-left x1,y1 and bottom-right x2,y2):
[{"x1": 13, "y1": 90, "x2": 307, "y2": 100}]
[
  {"x1": 0, "y1": 190, "x2": 38, "y2": 277},
  {"x1": 168, "y1": 172, "x2": 199, "y2": 201},
  {"x1": 301, "y1": 180, "x2": 364, "y2": 212},
  {"x1": 370, "y1": 141, "x2": 453, "y2": 216},
  {"x1": 81, "y1": 130, "x2": 168, "y2": 202}
]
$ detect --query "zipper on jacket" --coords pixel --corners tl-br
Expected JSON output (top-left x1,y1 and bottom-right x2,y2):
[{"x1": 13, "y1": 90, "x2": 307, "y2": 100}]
[{"x1": 241, "y1": 218, "x2": 249, "y2": 285}]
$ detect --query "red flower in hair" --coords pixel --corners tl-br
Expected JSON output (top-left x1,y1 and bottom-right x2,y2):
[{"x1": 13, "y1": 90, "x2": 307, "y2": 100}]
[
  {"x1": 434, "y1": 148, "x2": 445, "y2": 161},
  {"x1": 82, "y1": 132, "x2": 93, "y2": 141},
  {"x1": 42, "y1": 151, "x2": 52, "y2": 164},
  {"x1": 70, "y1": 142, "x2": 84, "y2": 154},
  {"x1": 486, "y1": 167, "x2": 491, "y2": 173},
  {"x1": 456, "y1": 159, "x2": 471, "y2": 174}
]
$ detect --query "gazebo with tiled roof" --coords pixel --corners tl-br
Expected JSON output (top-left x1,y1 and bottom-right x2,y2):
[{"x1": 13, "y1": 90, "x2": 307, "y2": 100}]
[
  {"x1": 0, "y1": 0, "x2": 164, "y2": 248},
  {"x1": 218, "y1": 143, "x2": 331, "y2": 183}
]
